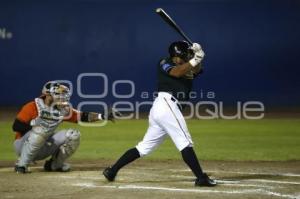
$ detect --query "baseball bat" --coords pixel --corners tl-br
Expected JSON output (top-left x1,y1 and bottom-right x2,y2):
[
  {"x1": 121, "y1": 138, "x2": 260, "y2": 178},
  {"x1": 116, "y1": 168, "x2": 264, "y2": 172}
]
[{"x1": 155, "y1": 8, "x2": 193, "y2": 45}]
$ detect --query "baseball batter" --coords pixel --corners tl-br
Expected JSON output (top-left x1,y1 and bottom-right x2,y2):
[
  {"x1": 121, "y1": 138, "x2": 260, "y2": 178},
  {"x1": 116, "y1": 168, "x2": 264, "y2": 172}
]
[
  {"x1": 103, "y1": 41, "x2": 217, "y2": 186},
  {"x1": 13, "y1": 81, "x2": 118, "y2": 173}
]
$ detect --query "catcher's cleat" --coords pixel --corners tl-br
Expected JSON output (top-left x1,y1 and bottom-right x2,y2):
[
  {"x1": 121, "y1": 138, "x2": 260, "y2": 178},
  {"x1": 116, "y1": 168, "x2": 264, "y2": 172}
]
[
  {"x1": 195, "y1": 173, "x2": 217, "y2": 187},
  {"x1": 15, "y1": 165, "x2": 29, "y2": 174},
  {"x1": 44, "y1": 159, "x2": 71, "y2": 172},
  {"x1": 103, "y1": 167, "x2": 116, "y2": 181}
]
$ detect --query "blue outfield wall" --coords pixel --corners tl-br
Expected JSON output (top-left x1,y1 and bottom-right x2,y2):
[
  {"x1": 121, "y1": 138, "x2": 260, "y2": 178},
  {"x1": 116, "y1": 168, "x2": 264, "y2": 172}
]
[{"x1": 0, "y1": 0, "x2": 299, "y2": 109}]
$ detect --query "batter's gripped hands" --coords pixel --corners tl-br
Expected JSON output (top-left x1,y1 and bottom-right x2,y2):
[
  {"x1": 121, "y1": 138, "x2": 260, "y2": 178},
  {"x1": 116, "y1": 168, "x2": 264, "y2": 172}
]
[
  {"x1": 189, "y1": 49, "x2": 205, "y2": 67},
  {"x1": 104, "y1": 107, "x2": 122, "y2": 122},
  {"x1": 195, "y1": 49, "x2": 205, "y2": 60},
  {"x1": 191, "y1": 43, "x2": 202, "y2": 53}
]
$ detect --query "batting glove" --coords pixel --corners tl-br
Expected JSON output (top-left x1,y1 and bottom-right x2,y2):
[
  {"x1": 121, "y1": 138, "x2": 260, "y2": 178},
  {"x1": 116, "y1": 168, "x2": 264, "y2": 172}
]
[
  {"x1": 191, "y1": 43, "x2": 202, "y2": 53},
  {"x1": 189, "y1": 49, "x2": 205, "y2": 67}
]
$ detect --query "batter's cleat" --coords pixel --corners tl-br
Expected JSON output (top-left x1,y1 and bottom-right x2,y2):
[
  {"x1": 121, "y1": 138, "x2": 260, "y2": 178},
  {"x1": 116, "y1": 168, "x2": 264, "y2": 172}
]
[
  {"x1": 195, "y1": 173, "x2": 217, "y2": 187},
  {"x1": 15, "y1": 165, "x2": 29, "y2": 174},
  {"x1": 103, "y1": 167, "x2": 116, "y2": 181},
  {"x1": 44, "y1": 159, "x2": 71, "y2": 172}
]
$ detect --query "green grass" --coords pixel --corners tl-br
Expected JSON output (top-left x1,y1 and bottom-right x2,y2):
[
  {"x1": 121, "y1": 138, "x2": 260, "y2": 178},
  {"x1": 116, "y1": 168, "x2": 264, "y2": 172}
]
[{"x1": 1, "y1": 119, "x2": 300, "y2": 161}]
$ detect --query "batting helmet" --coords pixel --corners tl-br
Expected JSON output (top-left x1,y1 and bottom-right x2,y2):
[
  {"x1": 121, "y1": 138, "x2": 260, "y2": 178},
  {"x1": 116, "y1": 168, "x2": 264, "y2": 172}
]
[{"x1": 168, "y1": 40, "x2": 193, "y2": 61}]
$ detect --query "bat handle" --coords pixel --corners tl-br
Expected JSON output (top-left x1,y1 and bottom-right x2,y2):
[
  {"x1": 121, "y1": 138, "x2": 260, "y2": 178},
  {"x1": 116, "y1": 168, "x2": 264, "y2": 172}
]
[{"x1": 182, "y1": 33, "x2": 193, "y2": 45}]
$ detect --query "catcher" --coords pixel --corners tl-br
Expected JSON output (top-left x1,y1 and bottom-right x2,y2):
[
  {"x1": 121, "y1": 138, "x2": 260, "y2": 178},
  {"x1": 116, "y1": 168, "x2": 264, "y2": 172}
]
[{"x1": 13, "y1": 81, "x2": 119, "y2": 173}]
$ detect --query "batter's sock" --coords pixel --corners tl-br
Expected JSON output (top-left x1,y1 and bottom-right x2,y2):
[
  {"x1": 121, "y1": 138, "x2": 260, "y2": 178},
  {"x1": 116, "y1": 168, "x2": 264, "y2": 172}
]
[
  {"x1": 181, "y1": 147, "x2": 204, "y2": 179},
  {"x1": 111, "y1": 147, "x2": 140, "y2": 173}
]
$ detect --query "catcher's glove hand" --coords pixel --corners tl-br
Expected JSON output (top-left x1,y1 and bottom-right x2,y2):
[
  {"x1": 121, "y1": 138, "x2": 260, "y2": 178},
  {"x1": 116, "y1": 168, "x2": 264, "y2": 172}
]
[{"x1": 103, "y1": 107, "x2": 122, "y2": 122}]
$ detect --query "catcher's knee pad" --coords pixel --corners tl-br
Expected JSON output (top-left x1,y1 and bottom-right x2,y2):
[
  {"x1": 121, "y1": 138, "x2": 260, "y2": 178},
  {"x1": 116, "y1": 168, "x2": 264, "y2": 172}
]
[{"x1": 65, "y1": 129, "x2": 80, "y2": 141}]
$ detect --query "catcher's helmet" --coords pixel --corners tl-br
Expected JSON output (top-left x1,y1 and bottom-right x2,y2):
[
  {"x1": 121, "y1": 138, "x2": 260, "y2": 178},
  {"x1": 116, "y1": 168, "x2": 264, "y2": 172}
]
[
  {"x1": 168, "y1": 40, "x2": 193, "y2": 61},
  {"x1": 42, "y1": 81, "x2": 60, "y2": 95},
  {"x1": 42, "y1": 81, "x2": 71, "y2": 103}
]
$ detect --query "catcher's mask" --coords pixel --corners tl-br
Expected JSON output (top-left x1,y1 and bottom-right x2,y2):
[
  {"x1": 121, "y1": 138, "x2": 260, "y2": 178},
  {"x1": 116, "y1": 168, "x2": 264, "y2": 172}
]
[
  {"x1": 42, "y1": 81, "x2": 71, "y2": 106},
  {"x1": 168, "y1": 40, "x2": 194, "y2": 61}
]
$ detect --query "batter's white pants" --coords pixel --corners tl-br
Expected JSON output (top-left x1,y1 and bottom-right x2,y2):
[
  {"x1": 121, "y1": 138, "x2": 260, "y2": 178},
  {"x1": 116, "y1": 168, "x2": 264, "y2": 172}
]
[{"x1": 136, "y1": 92, "x2": 193, "y2": 156}]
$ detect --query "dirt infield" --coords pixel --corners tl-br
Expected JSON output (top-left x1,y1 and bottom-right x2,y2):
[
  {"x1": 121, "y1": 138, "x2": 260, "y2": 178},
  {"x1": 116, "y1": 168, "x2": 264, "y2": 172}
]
[{"x1": 0, "y1": 160, "x2": 299, "y2": 199}]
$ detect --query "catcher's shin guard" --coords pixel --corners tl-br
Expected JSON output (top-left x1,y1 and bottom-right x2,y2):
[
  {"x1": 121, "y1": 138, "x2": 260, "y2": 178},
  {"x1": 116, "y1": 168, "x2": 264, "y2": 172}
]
[{"x1": 47, "y1": 129, "x2": 80, "y2": 171}]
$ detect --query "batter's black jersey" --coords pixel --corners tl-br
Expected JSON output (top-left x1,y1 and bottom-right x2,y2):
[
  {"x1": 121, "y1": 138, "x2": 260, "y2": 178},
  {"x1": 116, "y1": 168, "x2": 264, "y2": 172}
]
[{"x1": 157, "y1": 57, "x2": 201, "y2": 102}]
